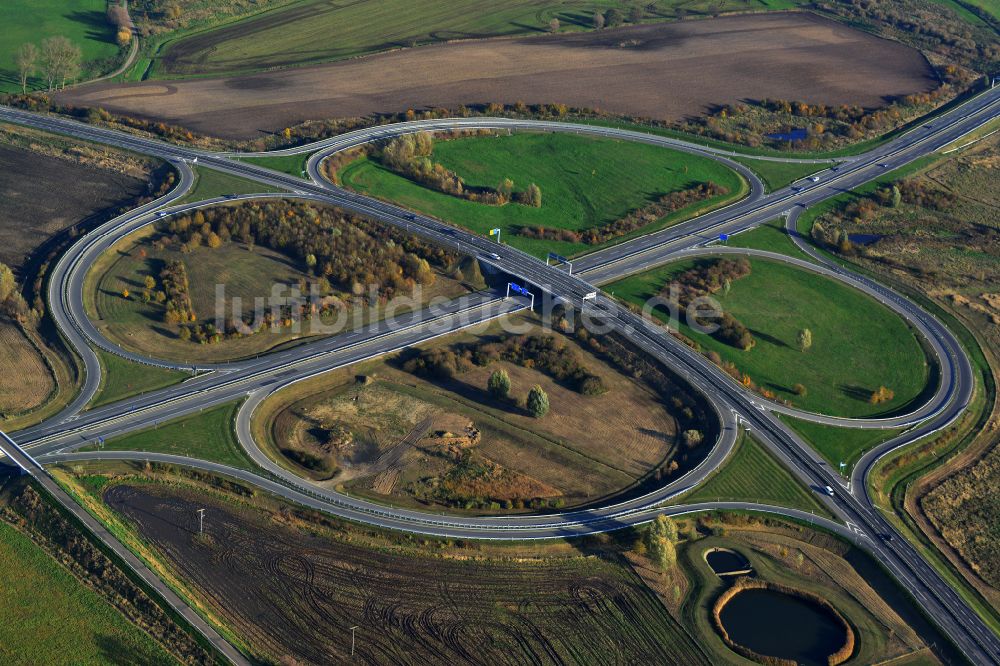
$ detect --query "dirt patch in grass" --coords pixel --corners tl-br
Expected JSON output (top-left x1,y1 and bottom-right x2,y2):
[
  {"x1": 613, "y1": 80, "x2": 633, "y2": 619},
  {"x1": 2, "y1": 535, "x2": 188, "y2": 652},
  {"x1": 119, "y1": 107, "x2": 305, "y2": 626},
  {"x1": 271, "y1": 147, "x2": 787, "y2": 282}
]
[
  {"x1": 0, "y1": 144, "x2": 147, "y2": 273},
  {"x1": 0, "y1": 322, "x2": 55, "y2": 415},
  {"x1": 58, "y1": 13, "x2": 935, "y2": 140},
  {"x1": 104, "y1": 481, "x2": 710, "y2": 665},
  {"x1": 265, "y1": 317, "x2": 688, "y2": 512}
]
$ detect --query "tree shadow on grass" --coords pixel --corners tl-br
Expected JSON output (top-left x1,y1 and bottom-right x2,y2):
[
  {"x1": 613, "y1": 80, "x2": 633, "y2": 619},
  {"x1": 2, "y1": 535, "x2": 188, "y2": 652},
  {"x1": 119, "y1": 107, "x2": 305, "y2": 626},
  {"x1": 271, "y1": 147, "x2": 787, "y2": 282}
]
[
  {"x1": 839, "y1": 384, "x2": 872, "y2": 402},
  {"x1": 64, "y1": 10, "x2": 115, "y2": 44},
  {"x1": 747, "y1": 328, "x2": 788, "y2": 349}
]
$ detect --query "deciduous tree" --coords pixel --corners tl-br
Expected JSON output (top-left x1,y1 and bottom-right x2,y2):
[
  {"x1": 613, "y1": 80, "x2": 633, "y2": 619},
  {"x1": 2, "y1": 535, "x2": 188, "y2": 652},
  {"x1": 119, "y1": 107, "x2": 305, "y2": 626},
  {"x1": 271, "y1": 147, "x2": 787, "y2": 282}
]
[
  {"x1": 592, "y1": 11, "x2": 605, "y2": 29},
  {"x1": 40, "y1": 36, "x2": 81, "y2": 91},
  {"x1": 549, "y1": 17, "x2": 560, "y2": 32},
  {"x1": 604, "y1": 8, "x2": 624, "y2": 27},
  {"x1": 797, "y1": 327, "x2": 812, "y2": 352},
  {"x1": 16, "y1": 43, "x2": 37, "y2": 94}
]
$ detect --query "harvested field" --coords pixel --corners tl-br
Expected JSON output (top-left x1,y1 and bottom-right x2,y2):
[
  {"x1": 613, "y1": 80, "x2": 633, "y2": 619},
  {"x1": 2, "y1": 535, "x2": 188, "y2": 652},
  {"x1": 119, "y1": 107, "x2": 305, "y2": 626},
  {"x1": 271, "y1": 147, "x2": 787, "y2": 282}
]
[
  {"x1": 58, "y1": 13, "x2": 936, "y2": 140},
  {"x1": 0, "y1": 144, "x2": 146, "y2": 272},
  {"x1": 0, "y1": 322, "x2": 55, "y2": 415},
  {"x1": 105, "y1": 483, "x2": 712, "y2": 665}
]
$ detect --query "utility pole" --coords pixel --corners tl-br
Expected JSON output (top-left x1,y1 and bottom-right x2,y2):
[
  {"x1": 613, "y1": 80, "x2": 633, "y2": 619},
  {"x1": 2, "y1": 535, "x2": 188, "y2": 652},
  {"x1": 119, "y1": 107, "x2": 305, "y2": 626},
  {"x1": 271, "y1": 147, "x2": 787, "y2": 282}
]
[
  {"x1": 350, "y1": 625, "x2": 358, "y2": 656},
  {"x1": 196, "y1": 508, "x2": 205, "y2": 535}
]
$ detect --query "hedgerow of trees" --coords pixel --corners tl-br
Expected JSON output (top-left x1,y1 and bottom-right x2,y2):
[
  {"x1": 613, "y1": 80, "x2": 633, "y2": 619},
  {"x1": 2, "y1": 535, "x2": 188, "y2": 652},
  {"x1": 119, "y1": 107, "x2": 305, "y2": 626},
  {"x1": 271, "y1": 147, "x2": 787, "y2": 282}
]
[
  {"x1": 379, "y1": 132, "x2": 542, "y2": 207},
  {"x1": 662, "y1": 258, "x2": 755, "y2": 351}
]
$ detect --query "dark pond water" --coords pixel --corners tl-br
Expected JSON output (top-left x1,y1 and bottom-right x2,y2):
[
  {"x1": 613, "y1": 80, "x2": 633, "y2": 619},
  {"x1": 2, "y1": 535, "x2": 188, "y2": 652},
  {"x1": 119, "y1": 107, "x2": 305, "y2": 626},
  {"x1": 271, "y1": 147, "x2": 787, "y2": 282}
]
[
  {"x1": 849, "y1": 233, "x2": 883, "y2": 246},
  {"x1": 719, "y1": 588, "x2": 846, "y2": 666},
  {"x1": 766, "y1": 128, "x2": 808, "y2": 142},
  {"x1": 706, "y1": 549, "x2": 750, "y2": 575}
]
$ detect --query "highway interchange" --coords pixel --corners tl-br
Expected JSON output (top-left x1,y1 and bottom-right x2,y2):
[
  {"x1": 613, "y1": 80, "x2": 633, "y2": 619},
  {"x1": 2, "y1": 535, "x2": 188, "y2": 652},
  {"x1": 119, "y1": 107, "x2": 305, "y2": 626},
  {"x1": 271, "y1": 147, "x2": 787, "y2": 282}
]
[{"x1": 1, "y1": 83, "x2": 1000, "y2": 663}]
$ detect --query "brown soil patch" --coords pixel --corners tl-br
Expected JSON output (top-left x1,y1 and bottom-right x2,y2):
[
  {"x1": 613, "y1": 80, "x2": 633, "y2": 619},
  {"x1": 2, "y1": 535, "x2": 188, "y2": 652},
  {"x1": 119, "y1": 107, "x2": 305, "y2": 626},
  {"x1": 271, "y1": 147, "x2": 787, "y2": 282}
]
[
  {"x1": 57, "y1": 13, "x2": 935, "y2": 140},
  {"x1": 0, "y1": 322, "x2": 55, "y2": 414},
  {"x1": 104, "y1": 483, "x2": 708, "y2": 664},
  {"x1": 0, "y1": 144, "x2": 146, "y2": 272}
]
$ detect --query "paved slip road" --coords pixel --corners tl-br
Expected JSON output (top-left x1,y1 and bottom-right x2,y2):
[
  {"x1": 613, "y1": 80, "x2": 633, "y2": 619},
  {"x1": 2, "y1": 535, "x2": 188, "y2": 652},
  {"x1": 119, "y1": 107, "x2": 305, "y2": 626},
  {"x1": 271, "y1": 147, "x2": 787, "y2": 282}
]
[{"x1": 1, "y1": 83, "x2": 999, "y2": 663}]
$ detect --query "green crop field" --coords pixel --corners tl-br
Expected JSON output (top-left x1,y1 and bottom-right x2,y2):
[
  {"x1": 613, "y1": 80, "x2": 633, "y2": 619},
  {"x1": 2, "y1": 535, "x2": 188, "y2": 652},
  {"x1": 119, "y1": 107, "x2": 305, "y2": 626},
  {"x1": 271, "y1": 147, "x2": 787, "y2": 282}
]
[
  {"x1": 340, "y1": 132, "x2": 745, "y2": 257},
  {"x1": 610, "y1": 256, "x2": 930, "y2": 417},
  {"x1": 0, "y1": 519, "x2": 175, "y2": 665},
  {"x1": 1, "y1": 1, "x2": 119, "y2": 93},
  {"x1": 152, "y1": 0, "x2": 806, "y2": 79},
  {"x1": 681, "y1": 434, "x2": 831, "y2": 515},
  {"x1": 90, "y1": 350, "x2": 191, "y2": 410},
  {"x1": 91, "y1": 401, "x2": 257, "y2": 471}
]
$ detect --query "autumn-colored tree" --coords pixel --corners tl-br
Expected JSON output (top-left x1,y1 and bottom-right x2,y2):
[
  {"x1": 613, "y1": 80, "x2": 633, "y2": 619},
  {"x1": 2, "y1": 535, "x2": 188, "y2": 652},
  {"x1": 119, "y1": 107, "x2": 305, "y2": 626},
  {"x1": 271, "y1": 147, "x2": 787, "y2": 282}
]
[
  {"x1": 143, "y1": 275, "x2": 156, "y2": 290},
  {"x1": 116, "y1": 28, "x2": 132, "y2": 48},
  {"x1": 797, "y1": 328, "x2": 812, "y2": 352},
  {"x1": 121, "y1": 288, "x2": 130, "y2": 299},
  {"x1": 549, "y1": 17, "x2": 560, "y2": 32}
]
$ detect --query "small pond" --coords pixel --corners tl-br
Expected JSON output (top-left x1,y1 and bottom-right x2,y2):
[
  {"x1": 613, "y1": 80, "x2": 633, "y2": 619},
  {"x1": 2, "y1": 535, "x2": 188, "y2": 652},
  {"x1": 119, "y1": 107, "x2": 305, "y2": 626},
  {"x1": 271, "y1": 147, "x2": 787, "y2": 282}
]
[
  {"x1": 718, "y1": 587, "x2": 847, "y2": 666},
  {"x1": 849, "y1": 233, "x2": 883, "y2": 246},
  {"x1": 705, "y1": 548, "x2": 751, "y2": 576},
  {"x1": 766, "y1": 128, "x2": 809, "y2": 142}
]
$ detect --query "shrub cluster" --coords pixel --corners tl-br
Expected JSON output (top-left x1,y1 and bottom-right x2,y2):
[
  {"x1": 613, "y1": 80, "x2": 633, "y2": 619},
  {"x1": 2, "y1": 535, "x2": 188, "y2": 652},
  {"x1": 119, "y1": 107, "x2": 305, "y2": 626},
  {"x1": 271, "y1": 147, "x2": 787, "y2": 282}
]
[
  {"x1": 160, "y1": 260, "x2": 195, "y2": 325},
  {"x1": 663, "y1": 258, "x2": 755, "y2": 351},
  {"x1": 403, "y1": 333, "x2": 606, "y2": 395},
  {"x1": 519, "y1": 182, "x2": 726, "y2": 245},
  {"x1": 378, "y1": 132, "x2": 541, "y2": 207}
]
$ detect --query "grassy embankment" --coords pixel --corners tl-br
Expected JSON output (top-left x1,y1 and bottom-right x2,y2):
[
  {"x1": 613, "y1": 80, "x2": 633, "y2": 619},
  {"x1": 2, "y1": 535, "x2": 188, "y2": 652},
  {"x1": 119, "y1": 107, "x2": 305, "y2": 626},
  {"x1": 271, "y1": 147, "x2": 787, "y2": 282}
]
[
  {"x1": 175, "y1": 166, "x2": 284, "y2": 204},
  {"x1": 82, "y1": 401, "x2": 257, "y2": 471},
  {"x1": 237, "y1": 153, "x2": 309, "y2": 178},
  {"x1": 730, "y1": 157, "x2": 830, "y2": 192},
  {"x1": 88, "y1": 349, "x2": 191, "y2": 410},
  {"x1": 0, "y1": 0, "x2": 119, "y2": 93},
  {"x1": 339, "y1": 132, "x2": 746, "y2": 258},
  {"x1": 678, "y1": 433, "x2": 832, "y2": 517},
  {"x1": 0, "y1": 518, "x2": 177, "y2": 664},
  {"x1": 609, "y1": 256, "x2": 930, "y2": 417}
]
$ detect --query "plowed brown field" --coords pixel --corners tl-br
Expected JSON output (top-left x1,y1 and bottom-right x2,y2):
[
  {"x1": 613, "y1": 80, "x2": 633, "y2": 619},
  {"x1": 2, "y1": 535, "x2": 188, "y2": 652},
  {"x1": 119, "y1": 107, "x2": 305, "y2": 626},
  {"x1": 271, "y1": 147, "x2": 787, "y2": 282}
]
[
  {"x1": 106, "y1": 483, "x2": 712, "y2": 665},
  {"x1": 58, "y1": 13, "x2": 935, "y2": 140}
]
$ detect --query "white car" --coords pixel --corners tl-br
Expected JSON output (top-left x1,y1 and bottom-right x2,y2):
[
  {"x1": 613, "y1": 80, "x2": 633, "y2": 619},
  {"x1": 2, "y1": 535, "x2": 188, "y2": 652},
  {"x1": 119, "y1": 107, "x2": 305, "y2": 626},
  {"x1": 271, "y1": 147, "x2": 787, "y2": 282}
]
[
  {"x1": 808, "y1": 176, "x2": 821, "y2": 183},
  {"x1": 823, "y1": 485, "x2": 835, "y2": 497}
]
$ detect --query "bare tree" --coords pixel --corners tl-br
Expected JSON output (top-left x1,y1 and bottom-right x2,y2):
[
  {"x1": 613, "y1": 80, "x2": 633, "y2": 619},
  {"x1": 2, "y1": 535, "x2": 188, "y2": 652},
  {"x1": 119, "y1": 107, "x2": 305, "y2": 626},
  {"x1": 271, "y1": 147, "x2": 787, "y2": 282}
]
[
  {"x1": 107, "y1": 3, "x2": 130, "y2": 28},
  {"x1": 16, "y1": 43, "x2": 37, "y2": 93},
  {"x1": 40, "y1": 36, "x2": 82, "y2": 91},
  {"x1": 592, "y1": 11, "x2": 605, "y2": 29}
]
